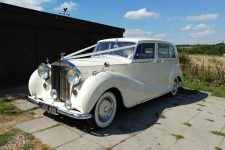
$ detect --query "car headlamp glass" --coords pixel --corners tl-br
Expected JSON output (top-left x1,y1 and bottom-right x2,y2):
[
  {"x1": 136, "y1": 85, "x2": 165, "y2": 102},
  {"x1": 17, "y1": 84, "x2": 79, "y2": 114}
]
[
  {"x1": 66, "y1": 68, "x2": 80, "y2": 85},
  {"x1": 38, "y1": 63, "x2": 50, "y2": 80}
]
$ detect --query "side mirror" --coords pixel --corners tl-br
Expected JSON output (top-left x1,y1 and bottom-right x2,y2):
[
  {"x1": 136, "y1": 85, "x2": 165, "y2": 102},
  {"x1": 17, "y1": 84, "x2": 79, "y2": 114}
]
[{"x1": 104, "y1": 62, "x2": 110, "y2": 67}]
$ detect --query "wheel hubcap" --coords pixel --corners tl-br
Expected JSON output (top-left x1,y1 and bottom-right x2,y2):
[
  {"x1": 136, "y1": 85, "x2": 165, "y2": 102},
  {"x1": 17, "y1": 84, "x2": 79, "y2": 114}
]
[
  {"x1": 98, "y1": 97, "x2": 113, "y2": 122},
  {"x1": 172, "y1": 79, "x2": 178, "y2": 94}
]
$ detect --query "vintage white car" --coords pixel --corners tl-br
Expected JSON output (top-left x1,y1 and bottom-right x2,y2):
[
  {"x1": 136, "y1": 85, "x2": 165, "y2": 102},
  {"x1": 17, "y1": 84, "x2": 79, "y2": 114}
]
[{"x1": 28, "y1": 38, "x2": 183, "y2": 128}]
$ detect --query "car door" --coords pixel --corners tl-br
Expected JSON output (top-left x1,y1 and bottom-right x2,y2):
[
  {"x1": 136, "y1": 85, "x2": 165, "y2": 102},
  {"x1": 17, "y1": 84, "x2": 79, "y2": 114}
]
[
  {"x1": 132, "y1": 42, "x2": 162, "y2": 103},
  {"x1": 154, "y1": 43, "x2": 173, "y2": 93}
]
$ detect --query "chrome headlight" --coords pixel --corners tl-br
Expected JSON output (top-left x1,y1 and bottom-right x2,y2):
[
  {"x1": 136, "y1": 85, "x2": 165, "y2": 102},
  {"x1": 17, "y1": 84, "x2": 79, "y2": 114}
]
[
  {"x1": 66, "y1": 68, "x2": 81, "y2": 85},
  {"x1": 38, "y1": 63, "x2": 50, "y2": 80}
]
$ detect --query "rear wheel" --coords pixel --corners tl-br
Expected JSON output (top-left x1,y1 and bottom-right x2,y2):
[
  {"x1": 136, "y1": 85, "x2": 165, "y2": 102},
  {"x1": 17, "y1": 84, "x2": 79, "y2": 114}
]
[
  {"x1": 92, "y1": 92, "x2": 117, "y2": 128},
  {"x1": 170, "y1": 78, "x2": 179, "y2": 96}
]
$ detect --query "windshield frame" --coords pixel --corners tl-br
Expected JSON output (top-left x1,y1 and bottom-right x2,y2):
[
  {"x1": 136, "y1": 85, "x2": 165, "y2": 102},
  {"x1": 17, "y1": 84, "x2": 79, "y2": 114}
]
[{"x1": 93, "y1": 41, "x2": 137, "y2": 60}]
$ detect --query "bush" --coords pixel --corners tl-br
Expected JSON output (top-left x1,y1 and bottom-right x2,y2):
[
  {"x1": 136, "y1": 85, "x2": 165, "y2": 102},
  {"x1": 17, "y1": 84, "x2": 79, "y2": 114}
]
[{"x1": 177, "y1": 44, "x2": 225, "y2": 56}]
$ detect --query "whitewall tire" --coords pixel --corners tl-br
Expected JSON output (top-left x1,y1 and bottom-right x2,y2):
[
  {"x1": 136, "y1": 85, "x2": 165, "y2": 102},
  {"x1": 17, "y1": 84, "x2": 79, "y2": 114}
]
[
  {"x1": 171, "y1": 78, "x2": 179, "y2": 96},
  {"x1": 93, "y1": 92, "x2": 117, "y2": 128}
]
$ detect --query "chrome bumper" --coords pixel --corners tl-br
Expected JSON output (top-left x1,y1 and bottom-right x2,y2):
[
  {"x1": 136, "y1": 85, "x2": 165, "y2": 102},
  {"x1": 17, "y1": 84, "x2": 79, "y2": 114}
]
[{"x1": 27, "y1": 96, "x2": 92, "y2": 120}]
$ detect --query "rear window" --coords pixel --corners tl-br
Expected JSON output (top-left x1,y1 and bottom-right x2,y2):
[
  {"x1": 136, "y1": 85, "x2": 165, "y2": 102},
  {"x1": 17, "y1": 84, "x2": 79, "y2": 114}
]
[{"x1": 158, "y1": 43, "x2": 176, "y2": 58}]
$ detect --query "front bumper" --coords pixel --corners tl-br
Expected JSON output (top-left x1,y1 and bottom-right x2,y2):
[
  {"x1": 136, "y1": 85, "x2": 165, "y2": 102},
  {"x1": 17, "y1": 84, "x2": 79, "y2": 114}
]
[{"x1": 27, "y1": 96, "x2": 92, "y2": 120}]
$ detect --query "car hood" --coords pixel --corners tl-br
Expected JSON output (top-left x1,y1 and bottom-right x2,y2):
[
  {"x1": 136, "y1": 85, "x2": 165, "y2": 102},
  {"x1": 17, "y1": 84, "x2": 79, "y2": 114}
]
[
  {"x1": 63, "y1": 56, "x2": 132, "y2": 78},
  {"x1": 68, "y1": 56, "x2": 132, "y2": 67}
]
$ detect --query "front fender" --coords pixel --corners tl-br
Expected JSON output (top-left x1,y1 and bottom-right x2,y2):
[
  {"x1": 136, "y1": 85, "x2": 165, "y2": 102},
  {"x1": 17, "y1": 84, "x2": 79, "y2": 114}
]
[
  {"x1": 28, "y1": 70, "x2": 52, "y2": 98},
  {"x1": 77, "y1": 72, "x2": 116, "y2": 114},
  {"x1": 76, "y1": 71, "x2": 156, "y2": 114}
]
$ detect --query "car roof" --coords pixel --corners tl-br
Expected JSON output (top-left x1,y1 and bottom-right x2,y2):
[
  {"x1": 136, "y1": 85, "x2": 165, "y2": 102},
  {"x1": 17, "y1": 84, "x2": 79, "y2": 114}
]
[{"x1": 98, "y1": 38, "x2": 173, "y2": 44}]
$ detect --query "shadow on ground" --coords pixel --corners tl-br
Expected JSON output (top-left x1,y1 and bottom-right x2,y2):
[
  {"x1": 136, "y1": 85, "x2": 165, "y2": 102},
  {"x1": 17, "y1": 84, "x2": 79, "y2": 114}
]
[
  {"x1": 0, "y1": 86, "x2": 28, "y2": 100},
  {"x1": 44, "y1": 88, "x2": 208, "y2": 136}
]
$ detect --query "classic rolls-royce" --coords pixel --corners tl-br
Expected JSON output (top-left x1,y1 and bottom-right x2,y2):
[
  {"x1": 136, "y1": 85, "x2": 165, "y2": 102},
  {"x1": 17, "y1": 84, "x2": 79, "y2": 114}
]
[{"x1": 28, "y1": 38, "x2": 183, "y2": 128}]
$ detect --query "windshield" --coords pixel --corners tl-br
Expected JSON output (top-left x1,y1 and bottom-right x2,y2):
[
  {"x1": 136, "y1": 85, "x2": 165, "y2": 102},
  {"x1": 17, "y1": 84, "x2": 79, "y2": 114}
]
[{"x1": 94, "y1": 41, "x2": 136, "y2": 59}]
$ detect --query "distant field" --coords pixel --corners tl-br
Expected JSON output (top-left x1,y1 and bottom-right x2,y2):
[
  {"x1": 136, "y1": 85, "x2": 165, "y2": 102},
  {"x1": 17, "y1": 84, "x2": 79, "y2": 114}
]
[
  {"x1": 189, "y1": 55, "x2": 225, "y2": 66},
  {"x1": 178, "y1": 44, "x2": 225, "y2": 97},
  {"x1": 179, "y1": 53, "x2": 225, "y2": 98}
]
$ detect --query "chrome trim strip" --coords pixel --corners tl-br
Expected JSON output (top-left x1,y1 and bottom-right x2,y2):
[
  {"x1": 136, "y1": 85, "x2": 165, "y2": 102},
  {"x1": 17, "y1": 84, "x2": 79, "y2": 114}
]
[{"x1": 27, "y1": 96, "x2": 92, "y2": 120}]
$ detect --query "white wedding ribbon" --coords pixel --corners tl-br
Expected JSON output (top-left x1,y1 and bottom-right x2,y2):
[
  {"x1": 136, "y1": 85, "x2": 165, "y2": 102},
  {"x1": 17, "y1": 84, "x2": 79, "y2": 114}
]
[
  {"x1": 65, "y1": 44, "x2": 97, "y2": 59},
  {"x1": 65, "y1": 44, "x2": 136, "y2": 59}
]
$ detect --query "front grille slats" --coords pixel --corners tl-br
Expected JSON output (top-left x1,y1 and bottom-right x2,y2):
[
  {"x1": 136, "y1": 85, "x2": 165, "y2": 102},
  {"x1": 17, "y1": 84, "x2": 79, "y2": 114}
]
[{"x1": 51, "y1": 65, "x2": 70, "y2": 102}]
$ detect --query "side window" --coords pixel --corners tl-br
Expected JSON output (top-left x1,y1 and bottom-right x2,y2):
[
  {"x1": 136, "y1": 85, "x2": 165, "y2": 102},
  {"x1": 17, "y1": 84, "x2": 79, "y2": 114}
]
[
  {"x1": 134, "y1": 43, "x2": 155, "y2": 59},
  {"x1": 142, "y1": 43, "x2": 155, "y2": 59},
  {"x1": 158, "y1": 43, "x2": 169, "y2": 58},
  {"x1": 169, "y1": 45, "x2": 176, "y2": 58},
  {"x1": 134, "y1": 44, "x2": 142, "y2": 59}
]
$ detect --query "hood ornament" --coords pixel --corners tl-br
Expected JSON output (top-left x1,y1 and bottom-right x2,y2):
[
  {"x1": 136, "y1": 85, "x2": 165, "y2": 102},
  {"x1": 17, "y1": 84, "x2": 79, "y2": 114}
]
[
  {"x1": 60, "y1": 52, "x2": 66, "y2": 60},
  {"x1": 46, "y1": 58, "x2": 49, "y2": 64}
]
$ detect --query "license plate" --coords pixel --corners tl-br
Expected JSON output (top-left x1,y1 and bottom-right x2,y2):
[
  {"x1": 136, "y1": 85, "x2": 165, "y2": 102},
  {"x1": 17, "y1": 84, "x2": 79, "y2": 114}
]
[{"x1": 39, "y1": 102, "x2": 58, "y2": 115}]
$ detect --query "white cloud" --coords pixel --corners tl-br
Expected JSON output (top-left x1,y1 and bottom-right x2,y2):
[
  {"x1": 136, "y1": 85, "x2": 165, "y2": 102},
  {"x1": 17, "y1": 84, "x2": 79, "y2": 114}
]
[
  {"x1": 54, "y1": 1, "x2": 77, "y2": 11},
  {"x1": 0, "y1": 0, "x2": 51, "y2": 11},
  {"x1": 194, "y1": 23, "x2": 211, "y2": 30},
  {"x1": 124, "y1": 29, "x2": 167, "y2": 40},
  {"x1": 190, "y1": 29, "x2": 215, "y2": 38},
  {"x1": 185, "y1": 13, "x2": 219, "y2": 21},
  {"x1": 181, "y1": 24, "x2": 192, "y2": 30},
  {"x1": 124, "y1": 29, "x2": 152, "y2": 38},
  {"x1": 166, "y1": 16, "x2": 181, "y2": 21},
  {"x1": 190, "y1": 23, "x2": 215, "y2": 38},
  {"x1": 124, "y1": 8, "x2": 160, "y2": 19},
  {"x1": 154, "y1": 34, "x2": 167, "y2": 39}
]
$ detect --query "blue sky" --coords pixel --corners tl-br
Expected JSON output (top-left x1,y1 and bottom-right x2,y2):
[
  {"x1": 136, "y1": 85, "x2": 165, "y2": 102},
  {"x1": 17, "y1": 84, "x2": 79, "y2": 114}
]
[{"x1": 1, "y1": 0, "x2": 225, "y2": 44}]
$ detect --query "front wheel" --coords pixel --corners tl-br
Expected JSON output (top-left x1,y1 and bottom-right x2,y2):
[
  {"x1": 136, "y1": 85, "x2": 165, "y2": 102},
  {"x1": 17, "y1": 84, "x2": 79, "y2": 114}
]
[
  {"x1": 170, "y1": 78, "x2": 179, "y2": 96},
  {"x1": 92, "y1": 92, "x2": 117, "y2": 128}
]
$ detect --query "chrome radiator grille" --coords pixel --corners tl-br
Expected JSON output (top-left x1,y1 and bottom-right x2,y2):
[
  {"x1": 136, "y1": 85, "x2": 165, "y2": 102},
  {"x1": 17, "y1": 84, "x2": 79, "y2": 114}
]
[{"x1": 51, "y1": 65, "x2": 70, "y2": 101}]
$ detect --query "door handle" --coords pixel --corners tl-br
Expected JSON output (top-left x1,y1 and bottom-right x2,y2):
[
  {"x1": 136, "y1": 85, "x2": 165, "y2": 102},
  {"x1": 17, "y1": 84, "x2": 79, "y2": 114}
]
[
  {"x1": 153, "y1": 59, "x2": 164, "y2": 63},
  {"x1": 153, "y1": 59, "x2": 161, "y2": 63}
]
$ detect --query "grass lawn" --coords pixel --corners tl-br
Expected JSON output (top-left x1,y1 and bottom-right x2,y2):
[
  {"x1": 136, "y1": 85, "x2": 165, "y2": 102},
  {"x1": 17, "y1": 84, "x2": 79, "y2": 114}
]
[
  {"x1": 182, "y1": 80, "x2": 225, "y2": 98},
  {"x1": 0, "y1": 100, "x2": 50, "y2": 150}
]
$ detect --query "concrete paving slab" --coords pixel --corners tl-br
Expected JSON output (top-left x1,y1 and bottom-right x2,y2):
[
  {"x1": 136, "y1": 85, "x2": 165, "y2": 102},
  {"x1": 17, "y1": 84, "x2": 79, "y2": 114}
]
[
  {"x1": 199, "y1": 96, "x2": 225, "y2": 116},
  {"x1": 204, "y1": 100, "x2": 225, "y2": 111},
  {"x1": 179, "y1": 103, "x2": 202, "y2": 111},
  {"x1": 209, "y1": 96, "x2": 225, "y2": 102},
  {"x1": 182, "y1": 126, "x2": 223, "y2": 150},
  {"x1": 16, "y1": 118, "x2": 58, "y2": 133},
  {"x1": 11, "y1": 99, "x2": 27, "y2": 104},
  {"x1": 57, "y1": 137, "x2": 104, "y2": 150},
  {"x1": 189, "y1": 111, "x2": 225, "y2": 132},
  {"x1": 154, "y1": 119, "x2": 187, "y2": 135},
  {"x1": 200, "y1": 105, "x2": 225, "y2": 118},
  {"x1": 63, "y1": 125, "x2": 87, "y2": 136},
  {"x1": 139, "y1": 127, "x2": 177, "y2": 149},
  {"x1": 113, "y1": 127, "x2": 175, "y2": 150},
  {"x1": 169, "y1": 138, "x2": 207, "y2": 150},
  {"x1": 112, "y1": 135, "x2": 161, "y2": 150},
  {"x1": 34, "y1": 125, "x2": 80, "y2": 148},
  {"x1": 12, "y1": 91, "x2": 225, "y2": 150},
  {"x1": 168, "y1": 105, "x2": 200, "y2": 118},
  {"x1": 33, "y1": 108, "x2": 45, "y2": 117},
  {"x1": 84, "y1": 129, "x2": 130, "y2": 148},
  {"x1": 219, "y1": 138, "x2": 225, "y2": 149},
  {"x1": 12, "y1": 100, "x2": 37, "y2": 110},
  {"x1": 163, "y1": 108, "x2": 198, "y2": 123}
]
